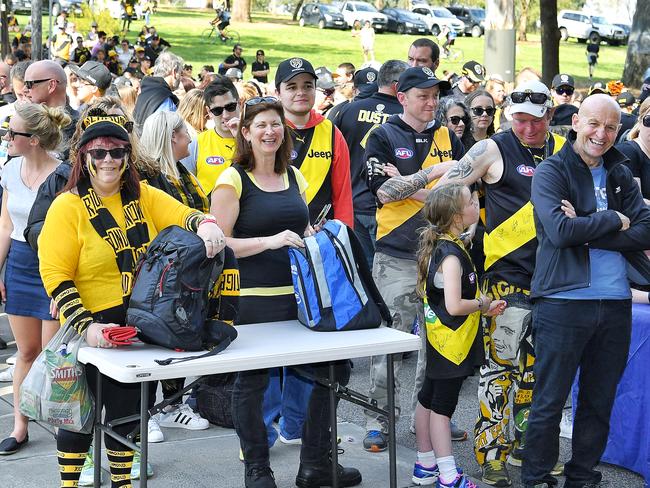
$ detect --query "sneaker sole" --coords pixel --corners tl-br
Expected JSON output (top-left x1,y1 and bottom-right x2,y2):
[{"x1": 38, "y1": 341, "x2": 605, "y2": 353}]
[
  {"x1": 481, "y1": 477, "x2": 512, "y2": 487},
  {"x1": 147, "y1": 434, "x2": 164, "y2": 443},
  {"x1": 506, "y1": 455, "x2": 522, "y2": 467},
  {"x1": 158, "y1": 422, "x2": 209, "y2": 431},
  {"x1": 363, "y1": 445, "x2": 387, "y2": 452},
  {"x1": 295, "y1": 473, "x2": 362, "y2": 488},
  {"x1": 411, "y1": 475, "x2": 437, "y2": 485},
  {"x1": 451, "y1": 432, "x2": 468, "y2": 442}
]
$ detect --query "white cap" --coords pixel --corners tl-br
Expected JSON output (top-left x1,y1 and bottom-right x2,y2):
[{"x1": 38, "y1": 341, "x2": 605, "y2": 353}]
[{"x1": 509, "y1": 80, "x2": 553, "y2": 118}]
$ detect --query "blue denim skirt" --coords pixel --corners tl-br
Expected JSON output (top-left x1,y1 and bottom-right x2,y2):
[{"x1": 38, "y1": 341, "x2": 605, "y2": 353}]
[{"x1": 5, "y1": 239, "x2": 53, "y2": 320}]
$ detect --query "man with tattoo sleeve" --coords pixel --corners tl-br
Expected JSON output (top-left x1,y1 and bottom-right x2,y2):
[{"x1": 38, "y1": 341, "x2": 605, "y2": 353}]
[
  {"x1": 362, "y1": 66, "x2": 464, "y2": 452},
  {"x1": 438, "y1": 80, "x2": 566, "y2": 487}
]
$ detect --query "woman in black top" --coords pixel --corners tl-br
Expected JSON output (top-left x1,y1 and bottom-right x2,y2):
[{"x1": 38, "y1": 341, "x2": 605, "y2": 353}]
[{"x1": 617, "y1": 98, "x2": 650, "y2": 203}]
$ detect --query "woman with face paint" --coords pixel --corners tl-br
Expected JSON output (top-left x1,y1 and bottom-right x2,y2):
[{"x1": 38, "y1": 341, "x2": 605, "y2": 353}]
[
  {"x1": 0, "y1": 103, "x2": 71, "y2": 456},
  {"x1": 38, "y1": 112, "x2": 226, "y2": 488}
]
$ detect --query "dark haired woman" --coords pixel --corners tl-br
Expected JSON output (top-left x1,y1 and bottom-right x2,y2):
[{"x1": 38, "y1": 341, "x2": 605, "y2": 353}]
[{"x1": 211, "y1": 98, "x2": 361, "y2": 488}]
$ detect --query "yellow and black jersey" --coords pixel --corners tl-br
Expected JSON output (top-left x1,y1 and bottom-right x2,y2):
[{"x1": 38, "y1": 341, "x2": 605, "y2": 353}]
[
  {"x1": 367, "y1": 114, "x2": 465, "y2": 260},
  {"x1": 483, "y1": 129, "x2": 565, "y2": 288},
  {"x1": 195, "y1": 129, "x2": 236, "y2": 195}
]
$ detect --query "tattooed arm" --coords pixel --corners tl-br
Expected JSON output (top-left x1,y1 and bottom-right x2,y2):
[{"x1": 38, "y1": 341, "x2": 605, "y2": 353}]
[
  {"x1": 375, "y1": 161, "x2": 455, "y2": 204},
  {"x1": 437, "y1": 138, "x2": 502, "y2": 187}
]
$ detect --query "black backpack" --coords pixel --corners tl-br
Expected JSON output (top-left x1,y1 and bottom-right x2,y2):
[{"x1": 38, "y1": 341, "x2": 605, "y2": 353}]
[{"x1": 127, "y1": 226, "x2": 237, "y2": 365}]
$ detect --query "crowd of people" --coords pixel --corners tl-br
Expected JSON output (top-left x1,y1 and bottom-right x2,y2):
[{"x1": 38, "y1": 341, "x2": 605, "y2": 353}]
[{"x1": 0, "y1": 11, "x2": 648, "y2": 488}]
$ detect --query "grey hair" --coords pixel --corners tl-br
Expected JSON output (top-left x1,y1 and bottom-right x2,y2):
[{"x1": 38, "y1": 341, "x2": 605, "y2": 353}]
[
  {"x1": 140, "y1": 110, "x2": 186, "y2": 179},
  {"x1": 153, "y1": 51, "x2": 184, "y2": 78},
  {"x1": 378, "y1": 60, "x2": 409, "y2": 88},
  {"x1": 10, "y1": 60, "x2": 32, "y2": 83}
]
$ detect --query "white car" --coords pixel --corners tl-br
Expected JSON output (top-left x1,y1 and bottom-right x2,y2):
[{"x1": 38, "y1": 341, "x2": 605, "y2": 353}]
[
  {"x1": 557, "y1": 10, "x2": 626, "y2": 45},
  {"x1": 410, "y1": 5, "x2": 465, "y2": 36},
  {"x1": 335, "y1": 1, "x2": 388, "y2": 32}
]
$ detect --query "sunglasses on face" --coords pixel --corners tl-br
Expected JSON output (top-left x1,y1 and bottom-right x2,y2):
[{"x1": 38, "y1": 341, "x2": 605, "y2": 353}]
[
  {"x1": 471, "y1": 106, "x2": 495, "y2": 117},
  {"x1": 555, "y1": 86, "x2": 574, "y2": 96},
  {"x1": 24, "y1": 78, "x2": 55, "y2": 89},
  {"x1": 88, "y1": 147, "x2": 129, "y2": 160},
  {"x1": 7, "y1": 129, "x2": 33, "y2": 140},
  {"x1": 448, "y1": 115, "x2": 469, "y2": 125},
  {"x1": 209, "y1": 102, "x2": 238, "y2": 117},
  {"x1": 643, "y1": 115, "x2": 650, "y2": 128},
  {"x1": 510, "y1": 91, "x2": 550, "y2": 105}
]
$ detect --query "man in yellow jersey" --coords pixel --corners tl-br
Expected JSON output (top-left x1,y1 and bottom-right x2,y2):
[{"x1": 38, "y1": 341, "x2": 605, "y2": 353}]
[
  {"x1": 438, "y1": 80, "x2": 566, "y2": 487},
  {"x1": 363, "y1": 66, "x2": 463, "y2": 452},
  {"x1": 182, "y1": 76, "x2": 240, "y2": 194}
]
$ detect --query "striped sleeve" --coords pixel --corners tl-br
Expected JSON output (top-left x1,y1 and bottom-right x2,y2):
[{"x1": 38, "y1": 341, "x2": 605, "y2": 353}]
[{"x1": 52, "y1": 280, "x2": 94, "y2": 335}]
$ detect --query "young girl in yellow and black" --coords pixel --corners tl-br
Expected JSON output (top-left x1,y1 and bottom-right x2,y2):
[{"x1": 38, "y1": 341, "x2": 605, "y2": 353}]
[
  {"x1": 412, "y1": 183, "x2": 505, "y2": 488},
  {"x1": 38, "y1": 114, "x2": 226, "y2": 488}
]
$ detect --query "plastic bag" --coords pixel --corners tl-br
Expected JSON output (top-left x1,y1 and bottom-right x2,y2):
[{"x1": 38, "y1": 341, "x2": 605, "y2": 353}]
[{"x1": 19, "y1": 322, "x2": 95, "y2": 434}]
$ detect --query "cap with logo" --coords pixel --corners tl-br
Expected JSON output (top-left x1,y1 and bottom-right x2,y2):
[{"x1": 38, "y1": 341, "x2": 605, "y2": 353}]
[
  {"x1": 70, "y1": 61, "x2": 112, "y2": 90},
  {"x1": 275, "y1": 57, "x2": 318, "y2": 87},
  {"x1": 354, "y1": 67, "x2": 378, "y2": 98},
  {"x1": 397, "y1": 66, "x2": 451, "y2": 93},
  {"x1": 588, "y1": 81, "x2": 610, "y2": 96},
  {"x1": 551, "y1": 73, "x2": 575, "y2": 89},
  {"x1": 314, "y1": 66, "x2": 336, "y2": 90},
  {"x1": 509, "y1": 80, "x2": 553, "y2": 118},
  {"x1": 462, "y1": 60, "x2": 485, "y2": 83},
  {"x1": 616, "y1": 91, "x2": 635, "y2": 108}
]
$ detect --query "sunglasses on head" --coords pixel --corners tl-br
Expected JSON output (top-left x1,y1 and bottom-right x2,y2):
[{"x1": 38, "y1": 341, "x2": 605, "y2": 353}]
[
  {"x1": 7, "y1": 129, "x2": 33, "y2": 140},
  {"x1": 510, "y1": 91, "x2": 550, "y2": 105},
  {"x1": 24, "y1": 78, "x2": 57, "y2": 89},
  {"x1": 471, "y1": 106, "x2": 495, "y2": 117},
  {"x1": 555, "y1": 86, "x2": 574, "y2": 96},
  {"x1": 242, "y1": 96, "x2": 280, "y2": 118},
  {"x1": 643, "y1": 115, "x2": 650, "y2": 128},
  {"x1": 88, "y1": 147, "x2": 129, "y2": 160},
  {"x1": 448, "y1": 115, "x2": 469, "y2": 125},
  {"x1": 209, "y1": 102, "x2": 238, "y2": 117}
]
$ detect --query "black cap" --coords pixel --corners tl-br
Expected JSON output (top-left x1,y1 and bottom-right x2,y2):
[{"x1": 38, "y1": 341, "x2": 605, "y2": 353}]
[
  {"x1": 640, "y1": 76, "x2": 650, "y2": 103},
  {"x1": 551, "y1": 73, "x2": 575, "y2": 89},
  {"x1": 462, "y1": 60, "x2": 485, "y2": 82},
  {"x1": 314, "y1": 66, "x2": 335, "y2": 90},
  {"x1": 275, "y1": 57, "x2": 317, "y2": 87},
  {"x1": 79, "y1": 115, "x2": 131, "y2": 148},
  {"x1": 151, "y1": 34, "x2": 160, "y2": 40},
  {"x1": 617, "y1": 91, "x2": 635, "y2": 108},
  {"x1": 397, "y1": 66, "x2": 451, "y2": 93},
  {"x1": 353, "y1": 67, "x2": 378, "y2": 87},
  {"x1": 70, "y1": 61, "x2": 112, "y2": 90},
  {"x1": 588, "y1": 81, "x2": 610, "y2": 96}
]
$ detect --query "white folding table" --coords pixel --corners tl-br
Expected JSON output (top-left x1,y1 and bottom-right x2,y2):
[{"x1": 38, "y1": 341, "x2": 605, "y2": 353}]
[{"x1": 78, "y1": 321, "x2": 420, "y2": 487}]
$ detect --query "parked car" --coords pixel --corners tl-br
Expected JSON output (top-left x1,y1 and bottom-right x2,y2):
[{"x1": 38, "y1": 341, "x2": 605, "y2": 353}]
[
  {"x1": 557, "y1": 10, "x2": 626, "y2": 45},
  {"x1": 299, "y1": 3, "x2": 347, "y2": 30},
  {"x1": 334, "y1": 1, "x2": 388, "y2": 32},
  {"x1": 11, "y1": 0, "x2": 82, "y2": 17},
  {"x1": 614, "y1": 23, "x2": 631, "y2": 44},
  {"x1": 381, "y1": 8, "x2": 428, "y2": 35},
  {"x1": 446, "y1": 5, "x2": 485, "y2": 37},
  {"x1": 411, "y1": 5, "x2": 464, "y2": 36}
]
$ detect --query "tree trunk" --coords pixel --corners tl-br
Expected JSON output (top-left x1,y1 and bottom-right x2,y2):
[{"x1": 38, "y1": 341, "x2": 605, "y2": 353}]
[
  {"x1": 31, "y1": 0, "x2": 44, "y2": 60},
  {"x1": 517, "y1": 0, "x2": 531, "y2": 42},
  {"x1": 484, "y1": 0, "x2": 516, "y2": 82},
  {"x1": 231, "y1": 0, "x2": 251, "y2": 22},
  {"x1": 539, "y1": 0, "x2": 559, "y2": 88},
  {"x1": 622, "y1": 2, "x2": 650, "y2": 87},
  {"x1": 292, "y1": 0, "x2": 304, "y2": 21},
  {"x1": 1, "y1": 1, "x2": 9, "y2": 59}
]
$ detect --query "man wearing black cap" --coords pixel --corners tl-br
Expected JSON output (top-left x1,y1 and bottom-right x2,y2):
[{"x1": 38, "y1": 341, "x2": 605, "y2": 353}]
[
  {"x1": 363, "y1": 66, "x2": 464, "y2": 452},
  {"x1": 144, "y1": 34, "x2": 165, "y2": 64},
  {"x1": 275, "y1": 57, "x2": 353, "y2": 227},
  {"x1": 70, "y1": 61, "x2": 112, "y2": 110},
  {"x1": 251, "y1": 49, "x2": 269, "y2": 83},
  {"x1": 330, "y1": 60, "x2": 408, "y2": 269},
  {"x1": 616, "y1": 91, "x2": 637, "y2": 137},
  {"x1": 72, "y1": 36, "x2": 91, "y2": 65},
  {"x1": 447, "y1": 60, "x2": 484, "y2": 102},
  {"x1": 550, "y1": 73, "x2": 578, "y2": 136},
  {"x1": 326, "y1": 66, "x2": 379, "y2": 123},
  {"x1": 221, "y1": 43, "x2": 246, "y2": 76}
]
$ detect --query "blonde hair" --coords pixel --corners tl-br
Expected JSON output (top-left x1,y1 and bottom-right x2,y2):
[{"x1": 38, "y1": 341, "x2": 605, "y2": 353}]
[
  {"x1": 416, "y1": 183, "x2": 467, "y2": 297},
  {"x1": 117, "y1": 85, "x2": 138, "y2": 117},
  {"x1": 140, "y1": 111, "x2": 186, "y2": 180},
  {"x1": 14, "y1": 102, "x2": 71, "y2": 151},
  {"x1": 628, "y1": 98, "x2": 650, "y2": 140},
  {"x1": 177, "y1": 88, "x2": 206, "y2": 138}
]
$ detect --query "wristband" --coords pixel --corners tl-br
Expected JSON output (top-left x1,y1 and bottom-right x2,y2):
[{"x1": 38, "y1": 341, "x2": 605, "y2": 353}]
[
  {"x1": 199, "y1": 215, "x2": 217, "y2": 227},
  {"x1": 476, "y1": 297, "x2": 484, "y2": 311}
]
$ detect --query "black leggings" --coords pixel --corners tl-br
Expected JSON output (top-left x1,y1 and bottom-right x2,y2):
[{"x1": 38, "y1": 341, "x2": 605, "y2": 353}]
[{"x1": 417, "y1": 376, "x2": 465, "y2": 418}]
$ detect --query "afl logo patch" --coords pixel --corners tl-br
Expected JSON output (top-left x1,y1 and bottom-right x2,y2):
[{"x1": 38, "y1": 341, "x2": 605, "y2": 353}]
[
  {"x1": 367, "y1": 71, "x2": 376, "y2": 82},
  {"x1": 469, "y1": 272, "x2": 476, "y2": 284},
  {"x1": 395, "y1": 147, "x2": 413, "y2": 159},
  {"x1": 290, "y1": 58, "x2": 303, "y2": 68},
  {"x1": 422, "y1": 67, "x2": 435, "y2": 77},
  {"x1": 290, "y1": 150, "x2": 298, "y2": 160},
  {"x1": 206, "y1": 156, "x2": 225, "y2": 165},
  {"x1": 516, "y1": 164, "x2": 535, "y2": 177}
]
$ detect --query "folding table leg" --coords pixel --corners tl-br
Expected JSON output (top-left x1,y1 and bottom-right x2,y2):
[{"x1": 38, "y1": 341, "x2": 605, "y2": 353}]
[
  {"x1": 94, "y1": 368, "x2": 102, "y2": 488},
  {"x1": 329, "y1": 363, "x2": 339, "y2": 488},
  {"x1": 387, "y1": 353, "x2": 397, "y2": 488},
  {"x1": 139, "y1": 382, "x2": 149, "y2": 488}
]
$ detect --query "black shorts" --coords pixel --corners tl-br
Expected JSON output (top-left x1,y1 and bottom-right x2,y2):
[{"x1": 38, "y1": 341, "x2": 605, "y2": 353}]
[
  {"x1": 218, "y1": 20, "x2": 230, "y2": 31},
  {"x1": 417, "y1": 376, "x2": 465, "y2": 418}
]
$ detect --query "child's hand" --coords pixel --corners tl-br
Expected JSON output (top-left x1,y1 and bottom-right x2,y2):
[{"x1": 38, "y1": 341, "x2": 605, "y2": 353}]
[{"x1": 484, "y1": 299, "x2": 507, "y2": 317}]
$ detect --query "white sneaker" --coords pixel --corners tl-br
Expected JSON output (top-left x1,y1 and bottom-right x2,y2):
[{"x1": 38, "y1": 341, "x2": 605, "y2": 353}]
[
  {"x1": 148, "y1": 416, "x2": 164, "y2": 443},
  {"x1": 158, "y1": 403, "x2": 209, "y2": 431},
  {"x1": 0, "y1": 365, "x2": 13, "y2": 382},
  {"x1": 78, "y1": 447, "x2": 105, "y2": 486},
  {"x1": 279, "y1": 433, "x2": 302, "y2": 445},
  {"x1": 6, "y1": 353, "x2": 16, "y2": 365},
  {"x1": 560, "y1": 409, "x2": 573, "y2": 439}
]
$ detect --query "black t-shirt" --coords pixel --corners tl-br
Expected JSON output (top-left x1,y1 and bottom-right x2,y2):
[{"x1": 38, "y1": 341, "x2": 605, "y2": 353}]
[
  {"x1": 251, "y1": 61, "x2": 269, "y2": 83},
  {"x1": 617, "y1": 140, "x2": 650, "y2": 199},
  {"x1": 224, "y1": 54, "x2": 246, "y2": 73}
]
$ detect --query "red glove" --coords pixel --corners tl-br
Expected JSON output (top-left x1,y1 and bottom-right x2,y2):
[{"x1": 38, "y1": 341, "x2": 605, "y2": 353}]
[{"x1": 102, "y1": 326, "x2": 139, "y2": 346}]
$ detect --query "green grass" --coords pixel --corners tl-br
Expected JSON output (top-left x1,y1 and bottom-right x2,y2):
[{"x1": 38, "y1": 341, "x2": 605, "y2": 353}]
[{"x1": 17, "y1": 7, "x2": 627, "y2": 89}]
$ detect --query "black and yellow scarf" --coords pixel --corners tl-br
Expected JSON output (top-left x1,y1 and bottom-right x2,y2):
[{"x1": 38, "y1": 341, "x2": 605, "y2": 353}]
[
  {"x1": 161, "y1": 163, "x2": 210, "y2": 213},
  {"x1": 78, "y1": 177, "x2": 150, "y2": 309}
]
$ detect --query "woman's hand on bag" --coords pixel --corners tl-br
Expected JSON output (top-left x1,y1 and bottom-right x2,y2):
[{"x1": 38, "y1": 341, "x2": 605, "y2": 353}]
[
  {"x1": 265, "y1": 230, "x2": 304, "y2": 250},
  {"x1": 50, "y1": 299, "x2": 60, "y2": 319},
  {"x1": 197, "y1": 222, "x2": 226, "y2": 258},
  {"x1": 85, "y1": 322, "x2": 119, "y2": 348}
]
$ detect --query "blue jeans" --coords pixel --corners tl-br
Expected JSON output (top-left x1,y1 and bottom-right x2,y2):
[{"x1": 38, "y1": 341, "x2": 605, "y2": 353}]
[
  {"x1": 262, "y1": 368, "x2": 314, "y2": 445},
  {"x1": 233, "y1": 361, "x2": 351, "y2": 468},
  {"x1": 521, "y1": 298, "x2": 631, "y2": 487},
  {"x1": 354, "y1": 213, "x2": 376, "y2": 271}
]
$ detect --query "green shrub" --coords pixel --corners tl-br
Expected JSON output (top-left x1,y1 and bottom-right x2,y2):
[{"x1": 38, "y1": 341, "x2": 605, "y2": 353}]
[{"x1": 70, "y1": 3, "x2": 121, "y2": 37}]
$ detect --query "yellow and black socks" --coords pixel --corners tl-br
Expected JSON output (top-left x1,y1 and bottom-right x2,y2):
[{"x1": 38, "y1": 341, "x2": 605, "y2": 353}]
[
  {"x1": 106, "y1": 449, "x2": 134, "y2": 488},
  {"x1": 58, "y1": 450, "x2": 86, "y2": 487}
]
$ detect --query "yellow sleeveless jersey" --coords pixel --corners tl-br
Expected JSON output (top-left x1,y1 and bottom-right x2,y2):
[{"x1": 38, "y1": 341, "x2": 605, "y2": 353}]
[{"x1": 195, "y1": 129, "x2": 236, "y2": 193}]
